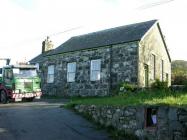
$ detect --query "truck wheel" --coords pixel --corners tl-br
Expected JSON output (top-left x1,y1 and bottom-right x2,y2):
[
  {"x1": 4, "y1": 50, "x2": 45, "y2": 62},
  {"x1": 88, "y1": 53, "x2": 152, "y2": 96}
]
[{"x1": 0, "y1": 90, "x2": 7, "y2": 104}]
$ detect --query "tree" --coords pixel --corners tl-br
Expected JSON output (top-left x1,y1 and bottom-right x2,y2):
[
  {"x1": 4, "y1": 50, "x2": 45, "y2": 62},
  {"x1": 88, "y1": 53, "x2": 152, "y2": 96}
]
[{"x1": 171, "y1": 60, "x2": 187, "y2": 85}]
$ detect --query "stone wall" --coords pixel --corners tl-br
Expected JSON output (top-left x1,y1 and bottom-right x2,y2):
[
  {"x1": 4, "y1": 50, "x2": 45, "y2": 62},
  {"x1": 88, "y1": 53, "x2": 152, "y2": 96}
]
[
  {"x1": 138, "y1": 23, "x2": 171, "y2": 87},
  {"x1": 111, "y1": 43, "x2": 138, "y2": 88},
  {"x1": 40, "y1": 42, "x2": 138, "y2": 96},
  {"x1": 74, "y1": 105, "x2": 187, "y2": 140}
]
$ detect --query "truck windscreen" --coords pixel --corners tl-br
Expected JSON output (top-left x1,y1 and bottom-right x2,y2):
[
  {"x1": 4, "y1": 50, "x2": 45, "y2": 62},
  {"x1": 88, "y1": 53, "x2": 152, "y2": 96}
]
[{"x1": 13, "y1": 68, "x2": 37, "y2": 77}]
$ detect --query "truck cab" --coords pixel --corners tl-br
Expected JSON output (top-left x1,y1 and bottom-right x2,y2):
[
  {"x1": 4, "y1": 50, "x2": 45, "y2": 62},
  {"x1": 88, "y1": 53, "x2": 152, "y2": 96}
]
[{"x1": 0, "y1": 64, "x2": 42, "y2": 103}]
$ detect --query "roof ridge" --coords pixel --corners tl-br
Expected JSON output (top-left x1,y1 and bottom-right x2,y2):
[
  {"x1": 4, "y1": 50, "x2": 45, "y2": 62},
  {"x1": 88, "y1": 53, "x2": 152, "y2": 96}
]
[{"x1": 71, "y1": 19, "x2": 158, "y2": 39}]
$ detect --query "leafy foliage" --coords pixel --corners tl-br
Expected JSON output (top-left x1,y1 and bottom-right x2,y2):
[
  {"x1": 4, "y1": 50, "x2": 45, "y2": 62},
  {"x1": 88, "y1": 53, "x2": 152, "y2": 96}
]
[
  {"x1": 172, "y1": 60, "x2": 187, "y2": 85},
  {"x1": 172, "y1": 75, "x2": 187, "y2": 85},
  {"x1": 112, "y1": 82, "x2": 137, "y2": 95},
  {"x1": 120, "y1": 82, "x2": 137, "y2": 91},
  {"x1": 151, "y1": 79, "x2": 168, "y2": 90}
]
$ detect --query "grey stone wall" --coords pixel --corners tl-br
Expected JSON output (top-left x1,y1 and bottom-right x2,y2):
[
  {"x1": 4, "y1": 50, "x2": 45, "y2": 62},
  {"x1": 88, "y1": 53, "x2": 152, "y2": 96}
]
[
  {"x1": 111, "y1": 43, "x2": 138, "y2": 88},
  {"x1": 40, "y1": 42, "x2": 138, "y2": 96},
  {"x1": 74, "y1": 105, "x2": 187, "y2": 140}
]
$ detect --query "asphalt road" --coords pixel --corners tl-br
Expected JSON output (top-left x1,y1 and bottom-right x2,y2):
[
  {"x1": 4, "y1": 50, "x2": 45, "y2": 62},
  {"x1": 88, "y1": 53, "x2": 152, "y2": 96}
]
[{"x1": 0, "y1": 99, "x2": 110, "y2": 140}]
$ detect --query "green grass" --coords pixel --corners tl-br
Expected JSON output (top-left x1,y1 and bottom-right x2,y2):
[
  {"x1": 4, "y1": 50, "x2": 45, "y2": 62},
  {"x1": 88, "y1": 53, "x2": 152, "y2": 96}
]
[{"x1": 66, "y1": 90, "x2": 187, "y2": 108}]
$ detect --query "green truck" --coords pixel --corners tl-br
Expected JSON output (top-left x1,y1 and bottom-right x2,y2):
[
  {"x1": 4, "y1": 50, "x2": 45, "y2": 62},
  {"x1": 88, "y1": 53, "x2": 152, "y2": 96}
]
[{"x1": 0, "y1": 64, "x2": 42, "y2": 103}]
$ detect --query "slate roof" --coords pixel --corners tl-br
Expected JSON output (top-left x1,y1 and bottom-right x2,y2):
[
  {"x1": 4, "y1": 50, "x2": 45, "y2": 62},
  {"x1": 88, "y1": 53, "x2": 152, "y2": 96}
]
[
  {"x1": 30, "y1": 20, "x2": 158, "y2": 63},
  {"x1": 30, "y1": 50, "x2": 52, "y2": 63},
  {"x1": 49, "y1": 20, "x2": 157, "y2": 55}
]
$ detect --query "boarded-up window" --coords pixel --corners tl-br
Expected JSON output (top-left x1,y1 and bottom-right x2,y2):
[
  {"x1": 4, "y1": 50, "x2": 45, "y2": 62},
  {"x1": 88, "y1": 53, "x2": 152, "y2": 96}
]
[
  {"x1": 151, "y1": 54, "x2": 156, "y2": 80},
  {"x1": 90, "y1": 59, "x2": 101, "y2": 81},
  {"x1": 160, "y1": 60, "x2": 164, "y2": 81},
  {"x1": 47, "y1": 65, "x2": 54, "y2": 83},
  {"x1": 67, "y1": 62, "x2": 76, "y2": 82},
  {"x1": 166, "y1": 73, "x2": 169, "y2": 83}
]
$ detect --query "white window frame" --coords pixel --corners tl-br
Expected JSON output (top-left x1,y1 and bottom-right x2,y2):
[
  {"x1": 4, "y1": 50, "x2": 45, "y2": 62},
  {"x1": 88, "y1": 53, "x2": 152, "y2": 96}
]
[
  {"x1": 67, "y1": 62, "x2": 76, "y2": 82},
  {"x1": 90, "y1": 59, "x2": 101, "y2": 81},
  {"x1": 47, "y1": 65, "x2": 54, "y2": 83}
]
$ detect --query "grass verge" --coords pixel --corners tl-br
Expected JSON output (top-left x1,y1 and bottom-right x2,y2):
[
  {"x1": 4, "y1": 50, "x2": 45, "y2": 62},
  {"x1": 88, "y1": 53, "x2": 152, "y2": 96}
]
[{"x1": 66, "y1": 90, "x2": 187, "y2": 108}]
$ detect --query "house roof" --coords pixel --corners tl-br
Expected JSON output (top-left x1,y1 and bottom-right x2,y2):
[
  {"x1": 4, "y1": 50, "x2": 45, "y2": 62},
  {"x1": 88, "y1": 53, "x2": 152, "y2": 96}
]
[
  {"x1": 30, "y1": 20, "x2": 158, "y2": 63},
  {"x1": 49, "y1": 20, "x2": 157, "y2": 55},
  {"x1": 29, "y1": 50, "x2": 52, "y2": 63}
]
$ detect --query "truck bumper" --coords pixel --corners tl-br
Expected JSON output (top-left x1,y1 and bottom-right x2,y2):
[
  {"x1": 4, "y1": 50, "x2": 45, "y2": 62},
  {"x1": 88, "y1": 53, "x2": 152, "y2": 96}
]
[{"x1": 12, "y1": 92, "x2": 42, "y2": 100}]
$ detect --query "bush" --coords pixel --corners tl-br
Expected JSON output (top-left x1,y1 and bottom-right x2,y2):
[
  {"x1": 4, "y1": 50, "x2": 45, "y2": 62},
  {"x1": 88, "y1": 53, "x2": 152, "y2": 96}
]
[
  {"x1": 119, "y1": 82, "x2": 137, "y2": 94},
  {"x1": 151, "y1": 79, "x2": 168, "y2": 90},
  {"x1": 172, "y1": 75, "x2": 187, "y2": 85}
]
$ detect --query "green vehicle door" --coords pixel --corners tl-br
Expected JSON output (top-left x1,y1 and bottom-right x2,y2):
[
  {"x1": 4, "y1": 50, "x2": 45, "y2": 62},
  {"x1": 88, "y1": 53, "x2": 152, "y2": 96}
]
[{"x1": 3, "y1": 68, "x2": 14, "y2": 89}]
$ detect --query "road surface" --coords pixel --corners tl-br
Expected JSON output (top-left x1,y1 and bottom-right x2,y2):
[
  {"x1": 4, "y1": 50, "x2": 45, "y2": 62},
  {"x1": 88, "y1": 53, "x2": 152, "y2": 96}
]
[{"x1": 0, "y1": 99, "x2": 110, "y2": 140}]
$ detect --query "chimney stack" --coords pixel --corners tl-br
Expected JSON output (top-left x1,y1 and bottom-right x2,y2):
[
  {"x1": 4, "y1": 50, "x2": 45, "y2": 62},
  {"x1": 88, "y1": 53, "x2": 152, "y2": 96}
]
[{"x1": 42, "y1": 36, "x2": 54, "y2": 53}]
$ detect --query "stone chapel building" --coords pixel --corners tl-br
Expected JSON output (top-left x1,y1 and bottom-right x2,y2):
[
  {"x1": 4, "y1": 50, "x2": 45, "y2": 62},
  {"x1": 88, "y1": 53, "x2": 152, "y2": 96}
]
[{"x1": 30, "y1": 20, "x2": 171, "y2": 96}]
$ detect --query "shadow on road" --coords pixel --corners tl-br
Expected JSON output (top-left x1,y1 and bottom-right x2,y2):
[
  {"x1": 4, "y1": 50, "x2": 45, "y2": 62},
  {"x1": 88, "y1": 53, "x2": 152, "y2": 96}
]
[{"x1": 0, "y1": 98, "x2": 70, "y2": 108}]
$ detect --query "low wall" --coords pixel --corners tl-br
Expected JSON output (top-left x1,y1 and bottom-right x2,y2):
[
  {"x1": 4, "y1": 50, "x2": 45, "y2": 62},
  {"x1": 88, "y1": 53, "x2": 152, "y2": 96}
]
[
  {"x1": 170, "y1": 85, "x2": 187, "y2": 92},
  {"x1": 74, "y1": 105, "x2": 187, "y2": 140}
]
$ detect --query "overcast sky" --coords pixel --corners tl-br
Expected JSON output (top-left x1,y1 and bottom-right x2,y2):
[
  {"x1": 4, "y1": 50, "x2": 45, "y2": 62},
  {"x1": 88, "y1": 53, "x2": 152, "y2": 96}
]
[{"x1": 0, "y1": 0, "x2": 186, "y2": 64}]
